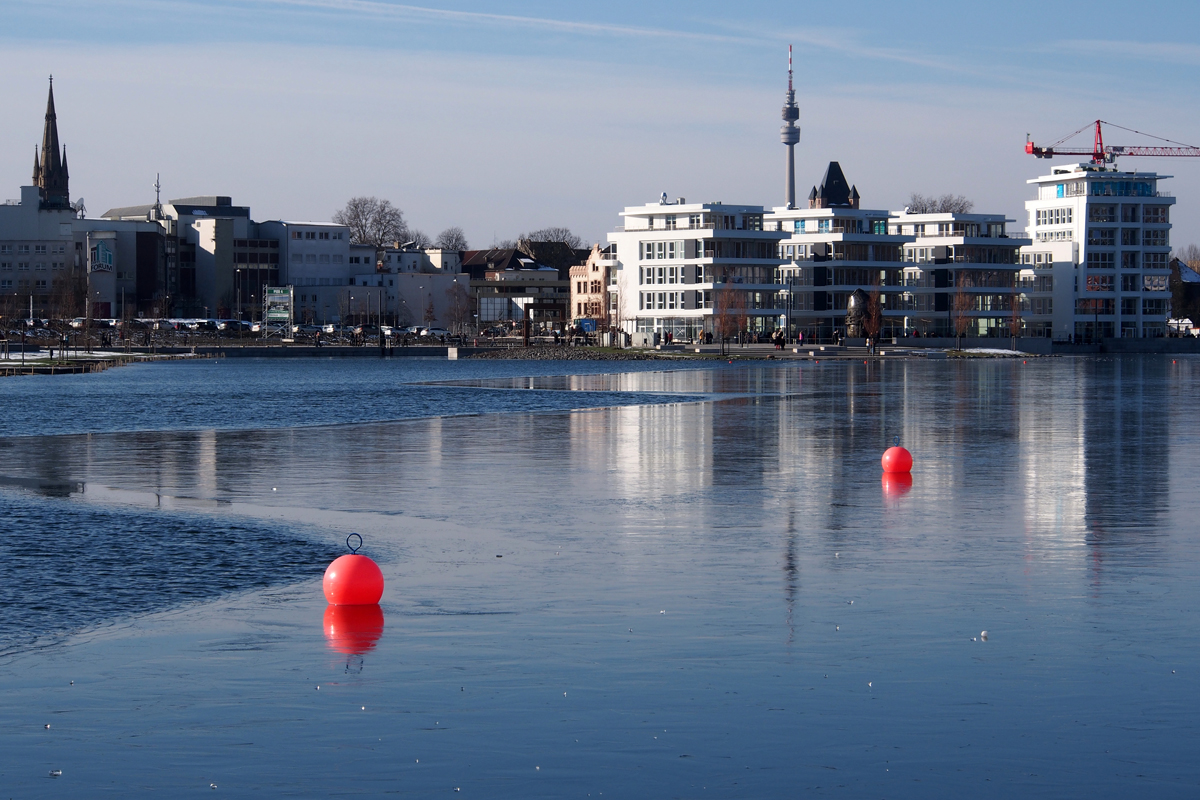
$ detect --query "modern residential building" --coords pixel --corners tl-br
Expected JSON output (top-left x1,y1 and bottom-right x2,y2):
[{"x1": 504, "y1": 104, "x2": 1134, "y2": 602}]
[
  {"x1": 767, "y1": 162, "x2": 911, "y2": 340},
  {"x1": 607, "y1": 198, "x2": 787, "y2": 341},
  {"x1": 889, "y1": 210, "x2": 1028, "y2": 338},
  {"x1": 1022, "y1": 163, "x2": 1174, "y2": 340}
]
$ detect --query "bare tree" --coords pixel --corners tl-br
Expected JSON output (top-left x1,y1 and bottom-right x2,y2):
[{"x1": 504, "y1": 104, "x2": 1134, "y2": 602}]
[
  {"x1": 434, "y1": 227, "x2": 469, "y2": 251},
  {"x1": 494, "y1": 239, "x2": 517, "y2": 250},
  {"x1": 865, "y1": 280, "x2": 882, "y2": 349},
  {"x1": 953, "y1": 271, "x2": 974, "y2": 348},
  {"x1": 1174, "y1": 243, "x2": 1200, "y2": 267},
  {"x1": 444, "y1": 281, "x2": 469, "y2": 334},
  {"x1": 521, "y1": 227, "x2": 583, "y2": 249},
  {"x1": 1010, "y1": 272, "x2": 1024, "y2": 347},
  {"x1": 423, "y1": 295, "x2": 437, "y2": 326},
  {"x1": 907, "y1": 193, "x2": 974, "y2": 214},
  {"x1": 408, "y1": 229, "x2": 432, "y2": 249},
  {"x1": 332, "y1": 197, "x2": 407, "y2": 249},
  {"x1": 714, "y1": 285, "x2": 746, "y2": 354}
]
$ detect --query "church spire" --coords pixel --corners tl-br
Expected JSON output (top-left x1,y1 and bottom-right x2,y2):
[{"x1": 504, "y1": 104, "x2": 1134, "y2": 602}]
[{"x1": 36, "y1": 75, "x2": 71, "y2": 210}]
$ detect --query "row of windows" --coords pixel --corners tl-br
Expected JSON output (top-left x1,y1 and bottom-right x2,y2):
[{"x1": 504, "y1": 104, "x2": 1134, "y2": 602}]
[
  {"x1": 291, "y1": 230, "x2": 344, "y2": 240},
  {"x1": 290, "y1": 253, "x2": 345, "y2": 265},
  {"x1": 1037, "y1": 230, "x2": 1074, "y2": 242},
  {"x1": 640, "y1": 291, "x2": 689, "y2": 311},
  {"x1": 1077, "y1": 298, "x2": 1166, "y2": 316},
  {"x1": 0, "y1": 243, "x2": 67, "y2": 255},
  {"x1": 0, "y1": 261, "x2": 66, "y2": 271},
  {"x1": 1088, "y1": 205, "x2": 1170, "y2": 223},
  {"x1": 1036, "y1": 208, "x2": 1073, "y2": 226},
  {"x1": 575, "y1": 280, "x2": 604, "y2": 294},
  {"x1": 639, "y1": 240, "x2": 688, "y2": 260},
  {"x1": 1085, "y1": 274, "x2": 1169, "y2": 292},
  {"x1": 0, "y1": 278, "x2": 51, "y2": 289},
  {"x1": 640, "y1": 265, "x2": 693, "y2": 285},
  {"x1": 1087, "y1": 229, "x2": 1171, "y2": 246}
]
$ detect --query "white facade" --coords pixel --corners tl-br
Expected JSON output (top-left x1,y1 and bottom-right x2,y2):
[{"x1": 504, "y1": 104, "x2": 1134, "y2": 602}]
[
  {"x1": 1023, "y1": 163, "x2": 1174, "y2": 340},
  {"x1": 607, "y1": 200, "x2": 786, "y2": 340},
  {"x1": 257, "y1": 220, "x2": 352, "y2": 324}
]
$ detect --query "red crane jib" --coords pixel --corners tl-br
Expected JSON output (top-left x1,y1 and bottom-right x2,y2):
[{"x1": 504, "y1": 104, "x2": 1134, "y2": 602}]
[{"x1": 1025, "y1": 119, "x2": 1200, "y2": 161}]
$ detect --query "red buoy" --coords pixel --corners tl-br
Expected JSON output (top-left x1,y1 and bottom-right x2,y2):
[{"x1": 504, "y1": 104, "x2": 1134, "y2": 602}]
[
  {"x1": 323, "y1": 534, "x2": 384, "y2": 605},
  {"x1": 881, "y1": 437, "x2": 913, "y2": 474},
  {"x1": 323, "y1": 603, "x2": 384, "y2": 654}
]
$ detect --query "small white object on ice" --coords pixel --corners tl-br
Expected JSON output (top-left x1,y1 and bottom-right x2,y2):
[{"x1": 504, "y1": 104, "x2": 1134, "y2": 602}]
[
  {"x1": 836, "y1": 626, "x2": 840, "y2": 631},
  {"x1": 868, "y1": 682, "x2": 872, "y2": 688},
  {"x1": 272, "y1": 488, "x2": 277, "y2": 491},
  {"x1": 49, "y1": 769, "x2": 62, "y2": 777},
  {"x1": 835, "y1": 552, "x2": 839, "y2": 557},
  {"x1": 210, "y1": 784, "x2": 217, "y2": 789},
  {"x1": 660, "y1": 610, "x2": 665, "y2": 614},
  {"x1": 980, "y1": 631, "x2": 988, "y2": 641},
  {"x1": 44, "y1": 724, "x2": 50, "y2": 729},
  {"x1": 535, "y1": 766, "x2": 540, "y2": 771}
]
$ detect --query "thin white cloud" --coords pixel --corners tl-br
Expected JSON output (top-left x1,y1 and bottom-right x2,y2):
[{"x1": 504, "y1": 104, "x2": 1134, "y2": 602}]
[{"x1": 1055, "y1": 39, "x2": 1200, "y2": 67}]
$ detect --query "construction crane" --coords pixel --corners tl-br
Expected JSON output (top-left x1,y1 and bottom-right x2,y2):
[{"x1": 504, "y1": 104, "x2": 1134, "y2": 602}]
[{"x1": 1025, "y1": 120, "x2": 1200, "y2": 163}]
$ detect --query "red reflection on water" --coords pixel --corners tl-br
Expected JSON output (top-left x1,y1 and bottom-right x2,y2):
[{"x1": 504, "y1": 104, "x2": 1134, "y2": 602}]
[
  {"x1": 881, "y1": 471, "x2": 913, "y2": 499},
  {"x1": 323, "y1": 603, "x2": 385, "y2": 655}
]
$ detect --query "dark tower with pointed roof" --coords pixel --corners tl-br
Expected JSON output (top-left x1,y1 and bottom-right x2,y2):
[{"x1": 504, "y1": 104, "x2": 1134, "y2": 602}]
[
  {"x1": 34, "y1": 77, "x2": 71, "y2": 211},
  {"x1": 807, "y1": 161, "x2": 859, "y2": 210}
]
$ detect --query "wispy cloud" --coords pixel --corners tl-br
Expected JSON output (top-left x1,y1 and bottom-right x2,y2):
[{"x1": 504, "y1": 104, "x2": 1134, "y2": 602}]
[
  {"x1": 216, "y1": 0, "x2": 757, "y2": 44},
  {"x1": 1055, "y1": 39, "x2": 1200, "y2": 66}
]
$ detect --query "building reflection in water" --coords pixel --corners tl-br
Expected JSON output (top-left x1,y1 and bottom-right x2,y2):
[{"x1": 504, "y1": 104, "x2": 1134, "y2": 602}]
[{"x1": 0, "y1": 358, "x2": 1178, "y2": 621}]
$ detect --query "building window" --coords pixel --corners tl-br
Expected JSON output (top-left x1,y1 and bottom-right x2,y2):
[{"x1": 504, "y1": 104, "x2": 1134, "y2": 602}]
[
  {"x1": 1089, "y1": 205, "x2": 1116, "y2": 223},
  {"x1": 305, "y1": 254, "x2": 317, "y2": 264},
  {"x1": 1143, "y1": 206, "x2": 1169, "y2": 224},
  {"x1": 0, "y1": 280, "x2": 9, "y2": 289},
  {"x1": 0, "y1": 245, "x2": 9, "y2": 255},
  {"x1": 665, "y1": 215, "x2": 677, "y2": 230},
  {"x1": 34, "y1": 244, "x2": 47, "y2": 255},
  {"x1": 306, "y1": 231, "x2": 316, "y2": 240},
  {"x1": 17, "y1": 245, "x2": 30, "y2": 255},
  {"x1": 818, "y1": 220, "x2": 830, "y2": 233},
  {"x1": 292, "y1": 231, "x2": 303, "y2": 239},
  {"x1": 1086, "y1": 274, "x2": 1113, "y2": 292},
  {"x1": 332, "y1": 255, "x2": 343, "y2": 264},
  {"x1": 1086, "y1": 252, "x2": 1114, "y2": 268},
  {"x1": 1143, "y1": 230, "x2": 1169, "y2": 247},
  {"x1": 1144, "y1": 275, "x2": 1168, "y2": 292},
  {"x1": 1036, "y1": 208, "x2": 1073, "y2": 226},
  {"x1": 17, "y1": 261, "x2": 29, "y2": 271},
  {"x1": 1143, "y1": 299, "x2": 1166, "y2": 316}
]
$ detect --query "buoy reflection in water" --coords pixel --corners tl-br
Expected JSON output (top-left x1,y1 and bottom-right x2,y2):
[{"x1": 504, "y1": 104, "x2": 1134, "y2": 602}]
[
  {"x1": 323, "y1": 603, "x2": 385, "y2": 655},
  {"x1": 881, "y1": 471, "x2": 913, "y2": 499}
]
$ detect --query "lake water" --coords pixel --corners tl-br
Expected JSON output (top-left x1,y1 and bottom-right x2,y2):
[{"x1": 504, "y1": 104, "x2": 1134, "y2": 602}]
[{"x1": 0, "y1": 355, "x2": 1197, "y2": 797}]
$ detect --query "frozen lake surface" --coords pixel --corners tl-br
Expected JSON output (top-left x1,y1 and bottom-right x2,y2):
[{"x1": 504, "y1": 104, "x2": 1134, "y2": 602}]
[{"x1": 0, "y1": 355, "x2": 1198, "y2": 797}]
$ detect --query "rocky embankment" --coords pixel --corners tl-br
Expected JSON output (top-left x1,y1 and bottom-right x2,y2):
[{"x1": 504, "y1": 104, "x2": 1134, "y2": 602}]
[{"x1": 467, "y1": 346, "x2": 665, "y2": 361}]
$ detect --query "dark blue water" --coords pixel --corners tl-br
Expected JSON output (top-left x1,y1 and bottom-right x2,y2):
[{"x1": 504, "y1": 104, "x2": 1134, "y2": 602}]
[
  {"x1": 0, "y1": 491, "x2": 339, "y2": 656},
  {"x1": 0, "y1": 357, "x2": 705, "y2": 437},
  {"x1": 0, "y1": 355, "x2": 1198, "y2": 797}
]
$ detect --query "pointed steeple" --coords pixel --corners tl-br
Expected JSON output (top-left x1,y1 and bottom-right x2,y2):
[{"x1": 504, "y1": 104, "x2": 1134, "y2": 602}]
[
  {"x1": 32, "y1": 145, "x2": 41, "y2": 185},
  {"x1": 36, "y1": 75, "x2": 71, "y2": 210}
]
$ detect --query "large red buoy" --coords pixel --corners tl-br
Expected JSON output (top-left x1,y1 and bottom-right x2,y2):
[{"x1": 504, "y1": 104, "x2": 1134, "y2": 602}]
[
  {"x1": 881, "y1": 436, "x2": 913, "y2": 474},
  {"x1": 323, "y1": 603, "x2": 385, "y2": 654},
  {"x1": 323, "y1": 534, "x2": 384, "y2": 605}
]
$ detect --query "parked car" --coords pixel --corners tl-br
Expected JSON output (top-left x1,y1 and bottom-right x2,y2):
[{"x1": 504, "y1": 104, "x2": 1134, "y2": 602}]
[
  {"x1": 422, "y1": 327, "x2": 450, "y2": 338},
  {"x1": 403, "y1": 325, "x2": 423, "y2": 335}
]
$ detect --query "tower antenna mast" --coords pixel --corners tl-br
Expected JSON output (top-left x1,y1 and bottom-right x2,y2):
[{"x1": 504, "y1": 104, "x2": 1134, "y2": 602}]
[{"x1": 780, "y1": 45, "x2": 801, "y2": 209}]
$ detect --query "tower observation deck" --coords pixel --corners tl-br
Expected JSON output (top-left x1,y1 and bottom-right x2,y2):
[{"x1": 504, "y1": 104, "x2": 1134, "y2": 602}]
[{"x1": 781, "y1": 46, "x2": 800, "y2": 209}]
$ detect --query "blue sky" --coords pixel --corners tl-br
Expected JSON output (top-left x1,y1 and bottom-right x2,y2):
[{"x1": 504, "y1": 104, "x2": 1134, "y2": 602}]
[{"x1": 2, "y1": 0, "x2": 1198, "y2": 247}]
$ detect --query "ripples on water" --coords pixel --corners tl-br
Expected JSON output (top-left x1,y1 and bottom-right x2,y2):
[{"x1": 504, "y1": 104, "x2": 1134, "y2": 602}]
[
  {"x1": 0, "y1": 358, "x2": 704, "y2": 437},
  {"x1": 0, "y1": 489, "x2": 338, "y2": 654}
]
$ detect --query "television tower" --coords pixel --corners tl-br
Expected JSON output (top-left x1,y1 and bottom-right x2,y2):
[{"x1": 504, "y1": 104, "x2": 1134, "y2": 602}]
[{"x1": 781, "y1": 45, "x2": 800, "y2": 209}]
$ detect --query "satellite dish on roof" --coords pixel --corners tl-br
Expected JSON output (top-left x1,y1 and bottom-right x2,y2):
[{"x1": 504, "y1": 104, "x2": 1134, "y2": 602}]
[
  {"x1": 73, "y1": 197, "x2": 86, "y2": 218},
  {"x1": 660, "y1": 192, "x2": 668, "y2": 205}
]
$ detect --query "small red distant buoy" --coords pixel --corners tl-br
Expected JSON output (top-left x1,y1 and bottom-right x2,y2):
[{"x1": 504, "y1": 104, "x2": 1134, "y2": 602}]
[
  {"x1": 882, "y1": 437, "x2": 913, "y2": 474},
  {"x1": 323, "y1": 534, "x2": 384, "y2": 605}
]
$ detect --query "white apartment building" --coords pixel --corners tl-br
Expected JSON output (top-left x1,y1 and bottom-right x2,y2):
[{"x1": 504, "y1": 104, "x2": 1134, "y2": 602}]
[
  {"x1": 1022, "y1": 163, "x2": 1174, "y2": 340},
  {"x1": 889, "y1": 211, "x2": 1029, "y2": 337},
  {"x1": 607, "y1": 198, "x2": 786, "y2": 341}
]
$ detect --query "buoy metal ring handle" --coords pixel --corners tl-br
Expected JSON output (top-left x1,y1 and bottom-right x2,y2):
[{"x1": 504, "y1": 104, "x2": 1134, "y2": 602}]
[
  {"x1": 893, "y1": 435, "x2": 900, "y2": 447},
  {"x1": 346, "y1": 533, "x2": 363, "y2": 554}
]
